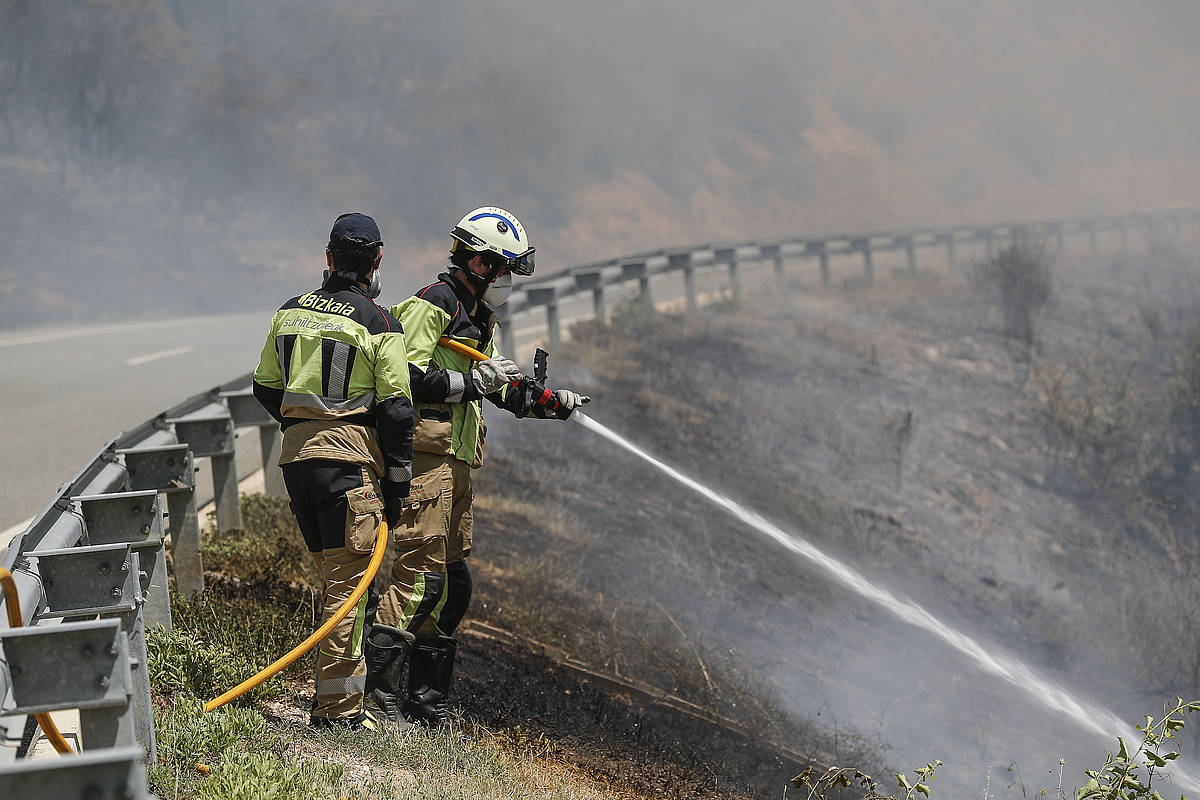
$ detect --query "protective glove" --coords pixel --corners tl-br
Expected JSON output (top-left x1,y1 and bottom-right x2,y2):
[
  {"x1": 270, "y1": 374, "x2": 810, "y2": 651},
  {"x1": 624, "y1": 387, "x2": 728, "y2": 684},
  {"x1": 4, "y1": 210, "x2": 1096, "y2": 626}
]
[
  {"x1": 382, "y1": 480, "x2": 410, "y2": 529},
  {"x1": 553, "y1": 389, "x2": 591, "y2": 419},
  {"x1": 470, "y1": 356, "x2": 522, "y2": 395}
]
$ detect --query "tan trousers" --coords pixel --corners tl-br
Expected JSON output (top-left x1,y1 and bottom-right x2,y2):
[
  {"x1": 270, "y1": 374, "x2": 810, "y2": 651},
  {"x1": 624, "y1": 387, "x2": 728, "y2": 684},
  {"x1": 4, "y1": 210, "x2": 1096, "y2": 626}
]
[
  {"x1": 282, "y1": 460, "x2": 384, "y2": 720},
  {"x1": 375, "y1": 453, "x2": 473, "y2": 635}
]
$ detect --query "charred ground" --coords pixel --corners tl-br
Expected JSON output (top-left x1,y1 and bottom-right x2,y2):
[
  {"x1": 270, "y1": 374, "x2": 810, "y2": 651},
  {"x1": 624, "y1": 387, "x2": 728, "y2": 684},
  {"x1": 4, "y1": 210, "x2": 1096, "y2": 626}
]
[{"x1": 470, "y1": 239, "x2": 1200, "y2": 797}]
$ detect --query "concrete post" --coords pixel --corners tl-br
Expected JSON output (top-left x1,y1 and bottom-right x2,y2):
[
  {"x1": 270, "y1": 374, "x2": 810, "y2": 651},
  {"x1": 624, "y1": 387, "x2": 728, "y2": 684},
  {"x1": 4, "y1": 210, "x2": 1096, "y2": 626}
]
[
  {"x1": 714, "y1": 248, "x2": 739, "y2": 303},
  {"x1": 119, "y1": 443, "x2": 202, "y2": 598},
  {"x1": 761, "y1": 244, "x2": 783, "y2": 276},
  {"x1": 223, "y1": 390, "x2": 285, "y2": 499},
  {"x1": 171, "y1": 409, "x2": 239, "y2": 532},
  {"x1": 668, "y1": 251, "x2": 694, "y2": 310},
  {"x1": 166, "y1": 491, "x2": 202, "y2": 597},
  {"x1": 258, "y1": 425, "x2": 285, "y2": 497},
  {"x1": 573, "y1": 268, "x2": 606, "y2": 325},
  {"x1": 497, "y1": 304, "x2": 517, "y2": 359},
  {"x1": 525, "y1": 286, "x2": 560, "y2": 349},
  {"x1": 901, "y1": 237, "x2": 917, "y2": 275},
  {"x1": 75, "y1": 490, "x2": 171, "y2": 632},
  {"x1": 806, "y1": 240, "x2": 830, "y2": 284},
  {"x1": 852, "y1": 238, "x2": 874, "y2": 283},
  {"x1": 621, "y1": 260, "x2": 651, "y2": 303}
]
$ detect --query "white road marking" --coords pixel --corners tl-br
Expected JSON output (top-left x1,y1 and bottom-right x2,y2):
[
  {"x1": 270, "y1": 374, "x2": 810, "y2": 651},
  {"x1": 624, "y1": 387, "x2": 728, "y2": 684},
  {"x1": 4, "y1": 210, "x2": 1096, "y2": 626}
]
[
  {"x1": 0, "y1": 318, "x2": 183, "y2": 350},
  {"x1": 126, "y1": 345, "x2": 195, "y2": 366}
]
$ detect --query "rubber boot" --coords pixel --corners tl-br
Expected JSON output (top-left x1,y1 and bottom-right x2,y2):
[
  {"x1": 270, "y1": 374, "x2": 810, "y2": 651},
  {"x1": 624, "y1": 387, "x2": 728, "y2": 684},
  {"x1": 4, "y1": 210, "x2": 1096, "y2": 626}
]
[
  {"x1": 364, "y1": 624, "x2": 415, "y2": 727},
  {"x1": 404, "y1": 634, "x2": 457, "y2": 728}
]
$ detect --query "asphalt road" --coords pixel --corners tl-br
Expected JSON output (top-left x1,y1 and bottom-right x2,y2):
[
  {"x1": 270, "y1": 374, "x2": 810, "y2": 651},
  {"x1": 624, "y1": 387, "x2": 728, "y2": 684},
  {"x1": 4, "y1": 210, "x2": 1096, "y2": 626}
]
[{"x1": 0, "y1": 311, "x2": 275, "y2": 530}]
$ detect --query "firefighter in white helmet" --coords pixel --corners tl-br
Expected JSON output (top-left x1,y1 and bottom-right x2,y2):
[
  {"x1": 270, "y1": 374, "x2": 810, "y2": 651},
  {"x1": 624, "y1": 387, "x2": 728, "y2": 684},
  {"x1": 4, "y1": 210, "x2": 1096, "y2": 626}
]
[{"x1": 369, "y1": 207, "x2": 588, "y2": 726}]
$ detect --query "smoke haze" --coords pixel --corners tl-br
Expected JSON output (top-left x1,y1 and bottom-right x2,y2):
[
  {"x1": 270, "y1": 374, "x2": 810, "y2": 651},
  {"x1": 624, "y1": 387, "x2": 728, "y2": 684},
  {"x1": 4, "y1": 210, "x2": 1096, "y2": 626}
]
[{"x1": 2, "y1": 1, "x2": 1199, "y2": 326}]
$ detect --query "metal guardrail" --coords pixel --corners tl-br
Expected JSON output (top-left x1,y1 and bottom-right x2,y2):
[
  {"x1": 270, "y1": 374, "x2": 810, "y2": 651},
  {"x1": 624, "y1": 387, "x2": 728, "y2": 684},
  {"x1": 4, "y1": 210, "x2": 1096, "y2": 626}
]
[
  {"x1": 0, "y1": 206, "x2": 1193, "y2": 797},
  {"x1": 496, "y1": 207, "x2": 1199, "y2": 356}
]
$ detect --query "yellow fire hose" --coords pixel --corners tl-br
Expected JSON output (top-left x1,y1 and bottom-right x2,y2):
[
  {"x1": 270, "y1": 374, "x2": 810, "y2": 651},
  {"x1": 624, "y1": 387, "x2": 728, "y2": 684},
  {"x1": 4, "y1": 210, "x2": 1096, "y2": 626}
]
[
  {"x1": 203, "y1": 338, "x2": 494, "y2": 713},
  {"x1": 204, "y1": 519, "x2": 389, "y2": 713},
  {"x1": 0, "y1": 567, "x2": 75, "y2": 754},
  {"x1": 437, "y1": 336, "x2": 489, "y2": 363}
]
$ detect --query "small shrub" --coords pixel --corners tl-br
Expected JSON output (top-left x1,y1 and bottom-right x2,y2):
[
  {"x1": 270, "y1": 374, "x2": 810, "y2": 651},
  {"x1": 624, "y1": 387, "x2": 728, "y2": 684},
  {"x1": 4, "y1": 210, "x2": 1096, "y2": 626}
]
[
  {"x1": 203, "y1": 494, "x2": 318, "y2": 587},
  {"x1": 1031, "y1": 352, "x2": 1150, "y2": 493},
  {"x1": 149, "y1": 582, "x2": 316, "y2": 704},
  {"x1": 970, "y1": 233, "x2": 1054, "y2": 358}
]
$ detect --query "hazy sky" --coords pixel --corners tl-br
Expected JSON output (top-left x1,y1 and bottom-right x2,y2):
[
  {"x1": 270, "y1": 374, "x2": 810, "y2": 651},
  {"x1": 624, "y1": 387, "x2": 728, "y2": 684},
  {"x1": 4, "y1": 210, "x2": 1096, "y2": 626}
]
[{"x1": 2, "y1": 1, "x2": 1198, "y2": 320}]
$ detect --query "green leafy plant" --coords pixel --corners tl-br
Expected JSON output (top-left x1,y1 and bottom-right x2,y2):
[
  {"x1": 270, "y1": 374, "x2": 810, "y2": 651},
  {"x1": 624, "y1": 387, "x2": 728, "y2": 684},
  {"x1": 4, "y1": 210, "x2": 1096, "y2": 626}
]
[
  {"x1": 1075, "y1": 699, "x2": 1200, "y2": 800},
  {"x1": 791, "y1": 760, "x2": 940, "y2": 799}
]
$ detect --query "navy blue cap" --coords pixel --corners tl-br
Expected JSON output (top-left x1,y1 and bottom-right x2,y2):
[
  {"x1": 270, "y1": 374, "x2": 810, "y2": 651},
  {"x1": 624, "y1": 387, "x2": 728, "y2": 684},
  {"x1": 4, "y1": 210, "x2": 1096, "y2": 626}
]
[{"x1": 329, "y1": 213, "x2": 383, "y2": 246}]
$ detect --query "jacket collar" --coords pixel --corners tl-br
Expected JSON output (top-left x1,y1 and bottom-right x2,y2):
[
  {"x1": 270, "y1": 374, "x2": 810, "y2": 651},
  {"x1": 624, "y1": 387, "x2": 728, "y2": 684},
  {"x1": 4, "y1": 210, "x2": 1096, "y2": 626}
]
[
  {"x1": 323, "y1": 274, "x2": 370, "y2": 296},
  {"x1": 441, "y1": 271, "x2": 498, "y2": 330}
]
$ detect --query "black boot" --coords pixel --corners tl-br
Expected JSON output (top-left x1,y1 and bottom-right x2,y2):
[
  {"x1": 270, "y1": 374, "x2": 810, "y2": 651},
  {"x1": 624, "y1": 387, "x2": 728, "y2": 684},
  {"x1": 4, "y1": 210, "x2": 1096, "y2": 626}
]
[
  {"x1": 404, "y1": 634, "x2": 457, "y2": 728},
  {"x1": 364, "y1": 624, "x2": 415, "y2": 726}
]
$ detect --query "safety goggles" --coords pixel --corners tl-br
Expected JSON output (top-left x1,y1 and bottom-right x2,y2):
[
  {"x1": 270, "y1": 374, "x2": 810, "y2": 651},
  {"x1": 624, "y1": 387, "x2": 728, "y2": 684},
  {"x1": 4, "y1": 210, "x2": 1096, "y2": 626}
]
[{"x1": 453, "y1": 227, "x2": 535, "y2": 276}]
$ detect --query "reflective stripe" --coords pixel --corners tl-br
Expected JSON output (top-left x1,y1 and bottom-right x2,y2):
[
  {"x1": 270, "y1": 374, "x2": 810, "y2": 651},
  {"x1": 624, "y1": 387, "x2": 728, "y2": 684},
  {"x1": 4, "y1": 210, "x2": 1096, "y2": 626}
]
[
  {"x1": 399, "y1": 573, "x2": 427, "y2": 631},
  {"x1": 283, "y1": 390, "x2": 374, "y2": 414},
  {"x1": 276, "y1": 334, "x2": 297, "y2": 383},
  {"x1": 350, "y1": 590, "x2": 368, "y2": 661},
  {"x1": 427, "y1": 579, "x2": 450, "y2": 633},
  {"x1": 445, "y1": 371, "x2": 466, "y2": 404},
  {"x1": 315, "y1": 675, "x2": 366, "y2": 696},
  {"x1": 386, "y1": 465, "x2": 411, "y2": 483},
  {"x1": 328, "y1": 340, "x2": 353, "y2": 399}
]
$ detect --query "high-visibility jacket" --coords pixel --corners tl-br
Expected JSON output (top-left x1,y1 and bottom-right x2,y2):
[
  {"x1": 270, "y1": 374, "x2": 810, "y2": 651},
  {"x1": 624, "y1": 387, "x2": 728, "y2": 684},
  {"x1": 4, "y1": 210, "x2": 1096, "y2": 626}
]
[
  {"x1": 252, "y1": 275, "x2": 414, "y2": 491},
  {"x1": 390, "y1": 272, "x2": 519, "y2": 468}
]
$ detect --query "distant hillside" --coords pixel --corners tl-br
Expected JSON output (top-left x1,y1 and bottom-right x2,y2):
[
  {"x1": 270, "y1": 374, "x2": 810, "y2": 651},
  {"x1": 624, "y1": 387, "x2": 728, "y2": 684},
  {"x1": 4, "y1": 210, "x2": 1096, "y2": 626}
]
[{"x1": 2, "y1": 1, "x2": 1199, "y2": 326}]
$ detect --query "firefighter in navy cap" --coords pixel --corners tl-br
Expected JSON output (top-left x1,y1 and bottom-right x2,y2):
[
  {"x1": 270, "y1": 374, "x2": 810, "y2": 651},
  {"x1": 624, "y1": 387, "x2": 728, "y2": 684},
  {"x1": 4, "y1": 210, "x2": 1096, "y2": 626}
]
[{"x1": 253, "y1": 212, "x2": 414, "y2": 731}]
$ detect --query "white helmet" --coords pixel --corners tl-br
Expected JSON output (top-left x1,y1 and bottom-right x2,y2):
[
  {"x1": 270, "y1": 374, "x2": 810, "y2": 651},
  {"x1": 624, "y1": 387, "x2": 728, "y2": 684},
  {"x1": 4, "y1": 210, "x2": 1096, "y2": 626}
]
[{"x1": 450, "y1": 206, "x2": 535, "y2": 277}]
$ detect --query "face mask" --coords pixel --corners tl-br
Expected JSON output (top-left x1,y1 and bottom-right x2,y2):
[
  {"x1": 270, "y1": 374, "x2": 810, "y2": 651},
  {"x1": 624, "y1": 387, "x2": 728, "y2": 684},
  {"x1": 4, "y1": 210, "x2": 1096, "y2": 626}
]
[{"x1": 482, "y1": 272, "x2": 512, "y2": 306}]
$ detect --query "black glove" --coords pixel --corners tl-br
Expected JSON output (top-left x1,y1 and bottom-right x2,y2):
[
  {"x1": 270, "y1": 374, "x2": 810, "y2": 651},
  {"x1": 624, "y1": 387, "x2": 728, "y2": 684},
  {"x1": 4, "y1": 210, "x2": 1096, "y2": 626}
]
[{"x1": 382, "y1": 479, "x2": 410, "y2": 529}]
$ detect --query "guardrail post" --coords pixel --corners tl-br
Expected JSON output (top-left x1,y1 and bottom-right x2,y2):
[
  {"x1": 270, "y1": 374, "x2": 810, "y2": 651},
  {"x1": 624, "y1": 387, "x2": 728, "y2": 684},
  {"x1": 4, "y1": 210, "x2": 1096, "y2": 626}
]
[
  {"x1": 895, "y1": 236, "x2": 916, "y2": 275},
  {"x1": 621, "y1": 259, "x2": 651, "y2": 303},
  {"x1": 851, "y1": 238, "x2": 874, "y2": 283},
  {"x1": 0, "y1": 618, "x2": 135, "y2": 752},
  {"x1": 573, "y1": 269, "x2": 606, "y2": 325},
  {"x1": 0, "y1": 745, "x2": 151, "y2": 799},
  {"x1": 804, "y1": 240, "x2": 830, "y2": 284},
  {"x1": 222, "y1": 390, "x2": 285, "y2": 498},
  {"x1": 120, "y1": 443, "x2": 202, "y2": 598},
  {"x1": 714, "y1": 248, "x2": 740, "y2": 303},
  {"x1": 495, "y1": 304, "x2": 517, "y2": 358},
  {"x1": 525, "y1": 286, "x2": 560, "y2": 348},
  {"x1": 170, "y1": 405, "x2": 240, "y2": 532},
  {"x1": 668, "y1": 251, "x2": 695, "y2": 310},
  {"x1": 0, "y1": 745, "x2": 150, "y2": 799},
  {"x1": 76, "y1": 490, "x2": 170, "y2": 632},
  {"x1": 1087, "y1": 221, "x2": 1098, "y2": 256},
  {"x1": 761, "y1": 243, "x2": 783, "y2": 276},
  {"x1": 34, "y1": 543, "x2": 155, "y2": 761},
  {"x1": 940, "y1": 233, "x2": 956, "y2": 272}
]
